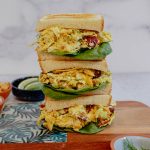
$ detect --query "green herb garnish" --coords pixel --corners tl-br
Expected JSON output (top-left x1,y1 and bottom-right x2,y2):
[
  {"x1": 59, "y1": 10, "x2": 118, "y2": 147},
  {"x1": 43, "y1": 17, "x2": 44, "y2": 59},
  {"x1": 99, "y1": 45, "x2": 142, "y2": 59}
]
[
  {"x1": 123, "y1": 138, "x2": 148, "y2": 150},
  {"x1": 123, "y1": 138, "x2": 138, "y2": 150}
]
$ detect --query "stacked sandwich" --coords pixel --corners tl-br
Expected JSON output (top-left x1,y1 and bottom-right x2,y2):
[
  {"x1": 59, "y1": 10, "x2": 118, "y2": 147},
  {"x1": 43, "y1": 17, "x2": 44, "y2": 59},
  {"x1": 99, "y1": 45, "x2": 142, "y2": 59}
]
[{"x1": 36, "y1": 14, "x2": 114, "y2": 134}]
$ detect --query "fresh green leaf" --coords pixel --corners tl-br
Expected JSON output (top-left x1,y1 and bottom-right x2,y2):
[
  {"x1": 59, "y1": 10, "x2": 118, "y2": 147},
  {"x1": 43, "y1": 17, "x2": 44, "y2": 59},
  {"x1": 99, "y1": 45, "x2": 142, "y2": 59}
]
[
  {"x1": 42, "y1": 82, "x2": 108, "y2": 100},
  {"x1": 51, "y1": 85, "x2": 98, "y2": 94},
  {"x1": 48, "y1": 43, "x2": 112, "y2": 60},
  {"x1": 50, "y1": 49, "x2": 78, "y2": 56},
  {"x1": 53, "y1": 122, "x2": 107, "y2": 134},
  {"x1": 47, "y1": 82, "x2": 108, "y2": 94},
  {"x1": 123, "y1": 138, "x2": 138, "y2": 150},
  {"x1": 42, "y1": 85, "x2": 79, "y2": 100},
  {"x1": 74, "y1": 42, "x2": 112, "y2": 60},
  {"x1": 78, "y1": 122, "x2": 106, "y2": 134}
]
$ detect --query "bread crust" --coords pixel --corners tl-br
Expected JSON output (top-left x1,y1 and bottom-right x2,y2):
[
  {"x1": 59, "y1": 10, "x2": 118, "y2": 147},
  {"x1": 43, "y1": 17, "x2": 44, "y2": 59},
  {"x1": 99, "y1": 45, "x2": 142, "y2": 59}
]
[
  {"x1": 36, "y1": 14, "x2": 104, "y2": 32},
  {"x1": 45, "y1": 95, "x2": 112, "y2": 111},
  {"x1": 38, "y1": 59, "x2": 108, "y2": 73}
]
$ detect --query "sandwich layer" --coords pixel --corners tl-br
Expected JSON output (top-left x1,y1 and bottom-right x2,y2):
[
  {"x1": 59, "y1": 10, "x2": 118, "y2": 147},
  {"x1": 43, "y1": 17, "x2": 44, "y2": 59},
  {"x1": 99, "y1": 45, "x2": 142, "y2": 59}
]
[
  {"x1": 36, "y1": 14, "x2": 104, "y2": 32},
  {"x1": 39, "y1": 59, "x2": 108, "y2": 73},
  {"x1": 36, "y1": 14, "x2": 112, "y2": 60},
  {"x1": 37, "y1": 96, "x2": 114, "y2": 133},
  {"x1": 36, "y1": 26, "x2": 112, "y2": 60},
  {"x1": 40, "y1": 68, "x2": 111, "y2": 100}
]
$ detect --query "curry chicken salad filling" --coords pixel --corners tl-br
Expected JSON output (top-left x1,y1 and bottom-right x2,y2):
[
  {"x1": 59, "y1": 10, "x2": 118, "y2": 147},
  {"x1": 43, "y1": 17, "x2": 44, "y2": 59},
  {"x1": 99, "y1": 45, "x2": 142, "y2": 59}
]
[
  {"x1": 37, "y1": 26, "x2": 112, "y2": 56},
  {"x1": 39, "y1": 68, "x2": 111, "y2": 91},
  {"x1": 37, "y1": 104, "x2": 114, "y2": 132}
]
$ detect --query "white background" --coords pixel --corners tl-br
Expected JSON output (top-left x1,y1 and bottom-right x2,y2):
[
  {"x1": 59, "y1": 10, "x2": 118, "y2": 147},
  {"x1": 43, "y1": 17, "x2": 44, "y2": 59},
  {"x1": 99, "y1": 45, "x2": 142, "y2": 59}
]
[{"x1": 0, "y1": 0, "x2": 150, "y2": 75}]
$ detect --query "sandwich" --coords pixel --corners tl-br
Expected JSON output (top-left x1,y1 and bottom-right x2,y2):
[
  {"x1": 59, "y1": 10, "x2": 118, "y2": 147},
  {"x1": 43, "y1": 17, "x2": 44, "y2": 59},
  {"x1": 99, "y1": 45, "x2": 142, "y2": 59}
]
[
  {"x1": 35, "y1": 13, "x2": 114, "y2": 134},
  {"x1": 36, "y1": 14, "x2": 112, "y2": 61},
  {"x1": 39, "y1": 63, "x2": 112, "y2": 100},
  {"x1": 37, "y1": 95, "x2": 115, "y2": 134}
]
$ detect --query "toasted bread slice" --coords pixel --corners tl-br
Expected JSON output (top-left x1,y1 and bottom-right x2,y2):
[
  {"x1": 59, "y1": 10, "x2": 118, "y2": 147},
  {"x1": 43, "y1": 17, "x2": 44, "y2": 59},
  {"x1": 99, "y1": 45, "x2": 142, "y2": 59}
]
[
  {"x1": 36, "y1": 14, "x2": 104, "y2": 32},
  {"x1": 39, "y1": 59, "x2": 108, "y2": 73},
  {"x1": 45, "y1": 95, "x2": 112, "y2": 111}
]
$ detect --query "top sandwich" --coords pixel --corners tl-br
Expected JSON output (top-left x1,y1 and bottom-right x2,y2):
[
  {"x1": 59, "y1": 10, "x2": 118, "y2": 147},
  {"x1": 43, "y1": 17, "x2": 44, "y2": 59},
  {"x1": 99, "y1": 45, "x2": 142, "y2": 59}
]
[{"x1": 36, "y1": 14, "x2": 112, "y2": 61}]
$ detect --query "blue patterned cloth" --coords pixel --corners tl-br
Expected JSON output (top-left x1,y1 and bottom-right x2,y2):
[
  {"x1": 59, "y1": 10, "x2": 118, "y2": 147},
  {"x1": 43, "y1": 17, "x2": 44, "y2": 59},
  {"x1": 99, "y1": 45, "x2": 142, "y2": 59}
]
[{"x1": 0, "y1": 103, "x2": 67, "y2": 143}]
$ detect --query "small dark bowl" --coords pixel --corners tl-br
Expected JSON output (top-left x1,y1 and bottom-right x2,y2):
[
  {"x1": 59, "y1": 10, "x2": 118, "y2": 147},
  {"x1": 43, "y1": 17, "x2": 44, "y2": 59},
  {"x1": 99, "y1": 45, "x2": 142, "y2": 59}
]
[{"x1": 12, "y1": 76, "x2": 45, "y2": 102}]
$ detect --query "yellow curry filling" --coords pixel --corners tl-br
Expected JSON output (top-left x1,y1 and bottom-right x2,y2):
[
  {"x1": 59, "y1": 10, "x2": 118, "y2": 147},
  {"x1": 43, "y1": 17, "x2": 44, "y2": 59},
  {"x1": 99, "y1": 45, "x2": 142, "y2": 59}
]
[
  {"x1": 37, "y1": 104, "x2": 114, "y2": 131},
  {"x1": 37, "y1": 26, "x2": 112, "y2": 53},
  {"x1": 39, "y1": 68, "x2": 111, "y2": 90}
]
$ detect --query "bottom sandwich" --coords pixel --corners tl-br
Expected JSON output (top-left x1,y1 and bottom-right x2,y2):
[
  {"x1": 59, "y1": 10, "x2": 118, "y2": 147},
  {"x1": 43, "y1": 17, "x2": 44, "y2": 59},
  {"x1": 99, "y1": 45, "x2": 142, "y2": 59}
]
[{"x1": 37, "y1": 96, "x2": 115, "y2": 134}]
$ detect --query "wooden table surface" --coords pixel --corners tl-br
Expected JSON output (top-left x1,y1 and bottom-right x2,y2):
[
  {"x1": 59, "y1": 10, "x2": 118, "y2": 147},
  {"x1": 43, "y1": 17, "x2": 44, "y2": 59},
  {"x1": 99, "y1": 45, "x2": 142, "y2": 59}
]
[{"x1": 0, "y1": 101, "x2": 150, "y2": 150}]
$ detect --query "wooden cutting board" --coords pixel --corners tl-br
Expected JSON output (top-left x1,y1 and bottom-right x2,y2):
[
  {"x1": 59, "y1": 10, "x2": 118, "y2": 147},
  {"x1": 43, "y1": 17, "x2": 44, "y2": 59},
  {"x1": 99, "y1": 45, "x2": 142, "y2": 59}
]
[{"x1": 0, "y1": 101, "x2": 150, "y2": 150}]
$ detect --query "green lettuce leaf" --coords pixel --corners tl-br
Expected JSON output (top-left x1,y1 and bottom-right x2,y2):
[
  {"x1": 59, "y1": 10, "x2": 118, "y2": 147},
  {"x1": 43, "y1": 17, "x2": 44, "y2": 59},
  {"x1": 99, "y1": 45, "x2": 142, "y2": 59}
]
[
  {"x1": 50, "y1": 49, "x2": 78, "y2": 56},
  {"x1": 78, "y1": 122, "x2": 107, "y2": 134},
  {"x1": 74, "y1": 42, "x2": 112, "y2": 60},
  {"x1": 48, "y1": 42, "x2": 112, "y2": 60},
  {"x1": 53, "y1": 122, "x2": 107, "y2": 134},
  {"x1": 48, "y1": 82, "x2": 107, "y2": 94},
  {"x1": 42, "y1": 82, "x2": 108, "y2": 100},
  {"x1": 42, "y1": 85, "x2": 79, "y2": 100}
]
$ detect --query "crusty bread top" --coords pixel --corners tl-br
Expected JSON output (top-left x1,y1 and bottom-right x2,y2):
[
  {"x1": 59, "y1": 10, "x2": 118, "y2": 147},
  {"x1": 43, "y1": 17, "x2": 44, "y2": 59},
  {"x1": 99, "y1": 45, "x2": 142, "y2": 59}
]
[
  {"x1": 36, "y1": 14, "x2": 104, "y2": 32},
  {"x1": 45, "y1": 95, "x2": 112, "y2": 111}
]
